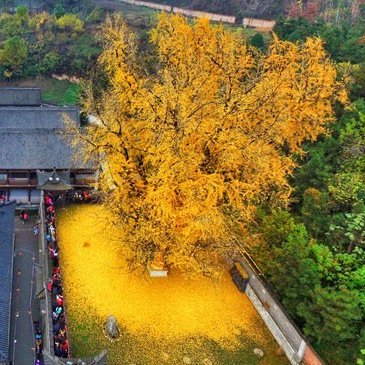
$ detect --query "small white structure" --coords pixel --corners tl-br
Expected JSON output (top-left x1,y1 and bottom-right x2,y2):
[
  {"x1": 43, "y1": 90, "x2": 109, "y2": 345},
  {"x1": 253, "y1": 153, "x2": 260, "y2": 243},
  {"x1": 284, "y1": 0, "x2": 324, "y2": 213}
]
[{"x1": 147, "y1": 264, "x2": 168, "y2": 277}]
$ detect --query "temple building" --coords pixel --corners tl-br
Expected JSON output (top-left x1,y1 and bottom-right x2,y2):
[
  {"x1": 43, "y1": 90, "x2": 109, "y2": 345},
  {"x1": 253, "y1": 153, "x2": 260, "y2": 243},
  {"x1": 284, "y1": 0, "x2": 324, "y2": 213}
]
[{"x1": 0, "y1": 87, "x2": 94, "y2": 204}]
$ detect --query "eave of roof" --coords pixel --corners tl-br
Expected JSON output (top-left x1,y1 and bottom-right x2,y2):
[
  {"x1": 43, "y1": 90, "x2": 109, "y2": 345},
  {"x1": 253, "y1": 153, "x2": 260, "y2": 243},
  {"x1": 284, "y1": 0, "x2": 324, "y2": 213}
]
[{"x1": 37, "y1": 169, "x2": 72, "y2": 191}]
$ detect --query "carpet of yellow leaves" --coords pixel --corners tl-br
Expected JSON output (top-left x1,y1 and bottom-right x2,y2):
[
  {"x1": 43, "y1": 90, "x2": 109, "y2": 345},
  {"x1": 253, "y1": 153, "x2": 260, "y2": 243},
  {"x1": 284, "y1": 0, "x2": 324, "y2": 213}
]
[{"x1": 57, "y1": 204, "x2": 287, "y2": 365}]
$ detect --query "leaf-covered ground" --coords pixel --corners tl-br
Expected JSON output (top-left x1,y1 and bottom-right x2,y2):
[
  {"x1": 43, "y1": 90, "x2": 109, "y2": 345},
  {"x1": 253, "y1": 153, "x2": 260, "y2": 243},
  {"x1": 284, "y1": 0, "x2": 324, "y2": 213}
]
[{"x1": 57, "y1": 204, "x2": 288, "y2": 365}]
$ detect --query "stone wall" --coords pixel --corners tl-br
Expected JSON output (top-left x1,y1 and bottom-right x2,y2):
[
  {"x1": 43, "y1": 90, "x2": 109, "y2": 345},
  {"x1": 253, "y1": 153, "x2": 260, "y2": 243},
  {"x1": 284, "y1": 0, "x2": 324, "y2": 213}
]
[
  {"x1": 116, "y1": 0, "x2": 236, "y2": 23},
  {"x1": 172, "y1": 7, "x2": 236, "y2": 23},
  {"x1": 234, "y1": 255, "x2": 325, "y2": 365},
  {"x1": 243, "y1": 17, "x2": 275, "y2": 29},
  {"x1": 135, "y1": 0, "x2": 172, "y2": 11},
  {"x1": 117, "y1": 0, "x2": 278, "y2": 28},
  {"x1": 245, "y1": 285, "x2": 303, "y2": 364}
]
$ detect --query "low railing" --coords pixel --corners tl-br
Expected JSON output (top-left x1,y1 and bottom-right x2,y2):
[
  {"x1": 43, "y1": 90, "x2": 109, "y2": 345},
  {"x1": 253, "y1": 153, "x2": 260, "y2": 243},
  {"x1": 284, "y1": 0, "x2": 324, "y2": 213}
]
[
  {"x1": 231, "y1": 245, "x2": 325, "y2": 365},
  {"x1": 38, "y1": 194, "x2": 107, "y2": 364},
  {"x1": 38, "y1": 191, "x2": 52, "y2": 353}
]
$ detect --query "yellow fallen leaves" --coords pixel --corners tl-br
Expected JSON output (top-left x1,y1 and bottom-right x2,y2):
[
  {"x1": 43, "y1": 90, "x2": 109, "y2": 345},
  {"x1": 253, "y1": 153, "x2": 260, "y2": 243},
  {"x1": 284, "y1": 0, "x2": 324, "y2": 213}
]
[{"x1": 56, "y1": 204, "x2": 287, "y2": 364}]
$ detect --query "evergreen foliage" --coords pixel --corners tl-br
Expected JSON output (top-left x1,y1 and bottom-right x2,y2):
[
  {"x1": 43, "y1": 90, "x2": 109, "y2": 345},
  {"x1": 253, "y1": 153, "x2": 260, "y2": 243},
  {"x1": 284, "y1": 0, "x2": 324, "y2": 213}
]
[{"x1": 257, "y1": 97, "x2": 365, "y2": 364}]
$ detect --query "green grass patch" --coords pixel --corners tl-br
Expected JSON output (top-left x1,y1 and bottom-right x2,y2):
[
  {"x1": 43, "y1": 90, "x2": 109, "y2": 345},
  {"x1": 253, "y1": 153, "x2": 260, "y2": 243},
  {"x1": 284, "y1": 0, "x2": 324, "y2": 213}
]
[
  {"x1": 1, "y1": 77, "x2": 81, "y2": 105},
  {"x1": 74, "y1": 34, "x2": 102, "y2": 59},
  {"x1": 95, "y1": 0, "x2": 159, "y2": 31},
  {"x1": 42, "y1": 79, "x2": 81, "y2": 105}
]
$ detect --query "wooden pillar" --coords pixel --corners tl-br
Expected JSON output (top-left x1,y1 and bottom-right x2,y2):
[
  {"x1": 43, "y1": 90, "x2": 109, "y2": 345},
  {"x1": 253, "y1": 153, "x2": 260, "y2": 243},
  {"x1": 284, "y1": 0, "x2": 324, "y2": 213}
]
[{"x1": 27, "y1": 170, "x2": 31, "y2": 203}]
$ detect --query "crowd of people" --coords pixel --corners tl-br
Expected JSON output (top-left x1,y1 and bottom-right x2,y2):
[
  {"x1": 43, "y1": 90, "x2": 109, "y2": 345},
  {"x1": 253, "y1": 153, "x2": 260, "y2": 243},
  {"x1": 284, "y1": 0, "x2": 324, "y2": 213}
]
[
  {"x1": 33, "y1": 320, "x2": 43, "y2": 363},
  {"x1": 72, "y1": 190, "x2": 92, "y2": 202},
  {"x1": 44, "y1": 193, "x2": 70, "y2": 359}
]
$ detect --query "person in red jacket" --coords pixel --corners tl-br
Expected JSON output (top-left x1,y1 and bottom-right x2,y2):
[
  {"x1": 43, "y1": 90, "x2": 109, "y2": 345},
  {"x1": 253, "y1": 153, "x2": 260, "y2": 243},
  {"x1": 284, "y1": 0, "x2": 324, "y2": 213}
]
[{"x1": 56, "y1": 294, "x2": 64, "y2": 306}]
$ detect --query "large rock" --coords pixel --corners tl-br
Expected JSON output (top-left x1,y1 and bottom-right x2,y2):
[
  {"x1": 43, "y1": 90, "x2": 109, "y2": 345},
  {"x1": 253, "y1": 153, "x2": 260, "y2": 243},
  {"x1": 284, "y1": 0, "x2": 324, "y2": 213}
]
[{"x1": 106, "y1": 315, "x2": 117, "y2": 338}]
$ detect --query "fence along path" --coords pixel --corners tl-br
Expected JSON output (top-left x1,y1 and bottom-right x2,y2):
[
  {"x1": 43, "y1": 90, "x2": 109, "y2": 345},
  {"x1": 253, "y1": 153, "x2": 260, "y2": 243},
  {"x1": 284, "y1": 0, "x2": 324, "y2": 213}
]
[
  {"x1": 117, "y1": 0, "x2": 278, "y2": 29},
  {"x1": 117, "y1": 0, "x2": 277, "y2": 28},
  {"x1": 116, "y1": 0, "x2": 236, "y2": 23}
]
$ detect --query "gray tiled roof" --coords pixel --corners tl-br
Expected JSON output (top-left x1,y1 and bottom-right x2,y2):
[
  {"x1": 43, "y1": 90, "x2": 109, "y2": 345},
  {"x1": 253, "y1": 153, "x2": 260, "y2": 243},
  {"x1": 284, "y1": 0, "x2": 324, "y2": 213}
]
[
  {"x1": 0, "y1": 87, "x2": 41, "y2": 106},
  {"x1": 0, "y1": 105, "x2": 93, "y2": 169},
  {"x1": 0, "y1": 107, "x2": 78, "y2": 130},
  {"x1": 0, "y1": 87, "x2": 92, "y2": 170},
  {"x1": 0, "y1": 129, "x2": 83, "y2": 169},
  {"x1": 0, "y1": 201, "x2": 16, "y2": 362}
]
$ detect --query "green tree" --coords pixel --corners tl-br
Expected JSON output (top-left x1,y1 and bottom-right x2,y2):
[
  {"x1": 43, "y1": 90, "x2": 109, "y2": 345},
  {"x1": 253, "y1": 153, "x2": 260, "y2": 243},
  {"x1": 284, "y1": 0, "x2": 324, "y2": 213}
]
[
  {"x1": 329, "y1": 202, "x2": 365, "y2": 253},
  {"x1": 70, "y1": 34, "x2": 101, "y2": 75},
  {"x1": 321, "y1": 25, "x2": 345, "y2": 61},
  {"x1": 16, "y1": 5, "x2": 28, "y2": 25},
  {"x1": 53, "y1": 3, "x2": 65, "y2": 18},
  {"x1": 0, "y1": 35, "x2": 27, "y2": 77},
  {"x1": 39, "y1": 51, "x2": 59, "y2": 74},
  {"x1": 301, "y1": 188, "x2": 330, "y2": 239},
  {"x1": 56, "y1": 13, "x2": 84, "y2": 35},
  {"x1": 250, "y1": 33, "x2": 265, "y2": 50},
  {"x1": 273, "y1": 16, "x2": 324, "y2": 43},
  {"x1": 291, "y1": 135, "x2": 340, "y2": 206},
  {"x1": 0, "y1": 12, "x2": 22, "y2": 37},
  {"x1": 328, "y1": 172, "x2": 365, "y2": 209},
  {"x1": 351, "y1": 62, "x2": 365, "y2": 99},
  {"x1": 261, "y1": 224, "x2": 322, "y2": 319},
  {"x1": 338, "y1": 99, "x2": 365, "y2": 172},
  {"x1": 28, "y1": 11, "x2": 56, "y2": 41},
  {"x1": 298, "y1": 286, "x2": 364, "y2": 344}
]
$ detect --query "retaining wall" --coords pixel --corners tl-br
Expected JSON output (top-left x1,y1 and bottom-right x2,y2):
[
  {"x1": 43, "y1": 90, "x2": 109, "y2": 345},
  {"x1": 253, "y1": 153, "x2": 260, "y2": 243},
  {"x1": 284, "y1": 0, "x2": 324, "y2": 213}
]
[
  {"x1": 243, "y1": 17, "x2": 275, "y2": 29},
  {"x1": 172, "y1": 7, "x2": 236, "y2": 23},
  {"x1": 117, "y1": 0, "x2": 236, "y2": 23},
  {"x1": 117, "y1": 0, "x2": 278, "y2": 28},
  {"x1": 235, "y1": 255, "x2": 325, "y2": 365},
  {"x1": 135, "y1": 0, "x2": 172, "y2": 11}
]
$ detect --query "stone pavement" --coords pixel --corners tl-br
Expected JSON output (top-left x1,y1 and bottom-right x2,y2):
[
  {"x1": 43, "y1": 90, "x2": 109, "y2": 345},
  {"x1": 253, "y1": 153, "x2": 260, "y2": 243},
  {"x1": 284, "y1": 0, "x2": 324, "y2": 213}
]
[{"x1": 9, "y1": 215, "x2": 42, "y2": 365}]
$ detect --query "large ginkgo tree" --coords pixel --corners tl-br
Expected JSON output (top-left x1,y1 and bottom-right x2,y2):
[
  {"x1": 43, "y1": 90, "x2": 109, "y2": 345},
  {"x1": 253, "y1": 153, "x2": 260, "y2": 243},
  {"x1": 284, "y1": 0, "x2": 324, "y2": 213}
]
[{"x1": 66, "y1": 13, "x2": 347, "y2": 276}]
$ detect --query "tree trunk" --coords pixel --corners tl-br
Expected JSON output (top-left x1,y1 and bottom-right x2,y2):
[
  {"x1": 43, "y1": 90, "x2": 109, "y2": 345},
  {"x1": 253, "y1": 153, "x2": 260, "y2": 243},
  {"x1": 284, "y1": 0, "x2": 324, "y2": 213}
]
[{"x1": 347, "y1": 241, "x2": 355, "y2": 254}]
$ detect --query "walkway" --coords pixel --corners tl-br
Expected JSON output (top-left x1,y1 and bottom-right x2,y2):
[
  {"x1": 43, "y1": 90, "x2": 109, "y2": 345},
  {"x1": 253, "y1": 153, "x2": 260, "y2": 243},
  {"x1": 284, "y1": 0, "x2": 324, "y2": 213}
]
[{"x1": 9, "y1": 214, "x2": 42, "y2": 365}]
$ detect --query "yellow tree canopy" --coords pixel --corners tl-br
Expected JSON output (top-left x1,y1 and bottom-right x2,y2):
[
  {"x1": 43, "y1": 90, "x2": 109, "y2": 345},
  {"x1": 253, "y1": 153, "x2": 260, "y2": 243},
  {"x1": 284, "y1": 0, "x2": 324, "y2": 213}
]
[{"x1": 67, "y1": 13, "x2": 346, "y2": 277}]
